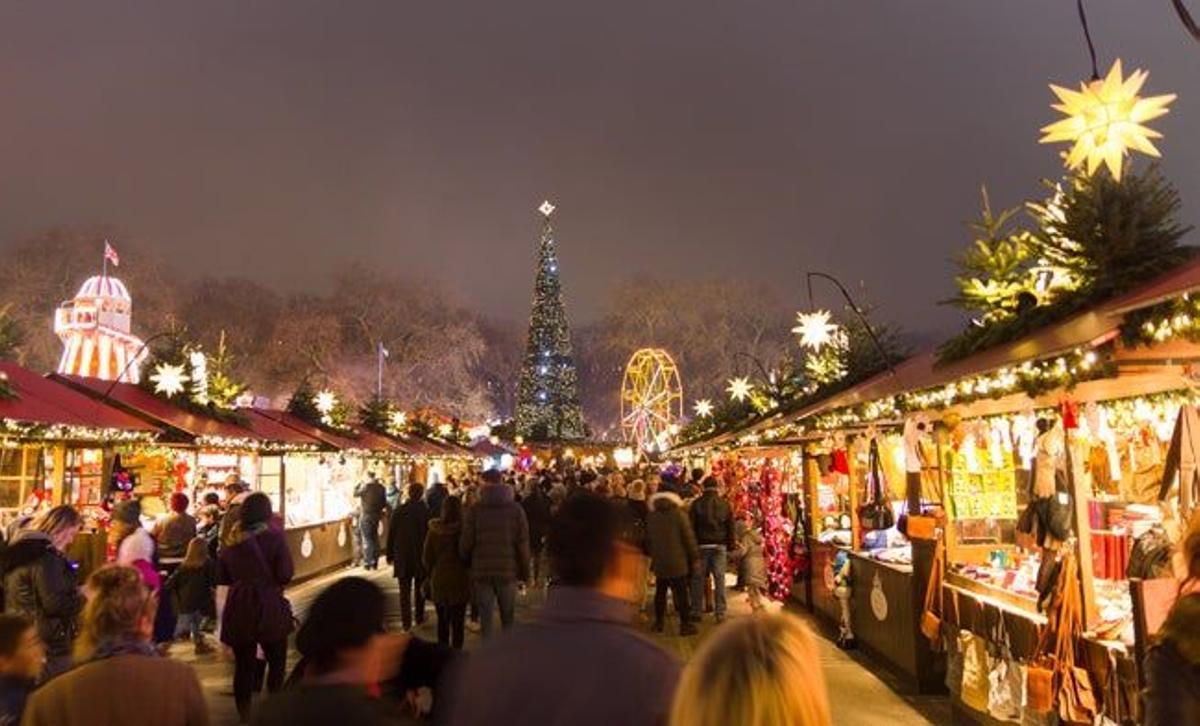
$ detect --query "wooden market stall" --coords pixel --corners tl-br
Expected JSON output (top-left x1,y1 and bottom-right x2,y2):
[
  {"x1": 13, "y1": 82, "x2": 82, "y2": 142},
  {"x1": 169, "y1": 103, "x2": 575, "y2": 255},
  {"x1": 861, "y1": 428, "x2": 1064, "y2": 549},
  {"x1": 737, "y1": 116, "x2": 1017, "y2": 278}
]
[{"x1": 0, "y1": 362, "x2": 161, "y2": 574}]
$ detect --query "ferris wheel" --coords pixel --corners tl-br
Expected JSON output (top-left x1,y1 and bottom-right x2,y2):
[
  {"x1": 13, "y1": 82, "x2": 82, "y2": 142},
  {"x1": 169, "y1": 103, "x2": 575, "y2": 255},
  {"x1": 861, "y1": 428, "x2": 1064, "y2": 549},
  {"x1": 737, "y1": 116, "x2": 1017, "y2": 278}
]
[{"x1": 620, "y1": 348, "x2": 684, "y2": 453}]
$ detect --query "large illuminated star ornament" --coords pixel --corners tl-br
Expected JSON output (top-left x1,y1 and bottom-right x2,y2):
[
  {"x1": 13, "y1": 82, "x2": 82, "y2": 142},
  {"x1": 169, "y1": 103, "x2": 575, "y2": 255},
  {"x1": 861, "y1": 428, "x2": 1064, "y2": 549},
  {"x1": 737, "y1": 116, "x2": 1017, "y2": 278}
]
[
  {"x1": 314, "y1": 390, "x2": 338, "y2": 416},
  {"x1": 151, "y1": 363, "x2": 189, "y2": 398},
  {"x1": 1040, "y1": 59, "x2": 1176, "y2": 180},
  {"x1": 792, "y1": 310, "x2": 839, "y2": 351},
  {"x1": 389, "y1": 410, "x2": 408, "y2": 432},
  {"x1": 726, "y1": 377, "x2": 753, "y2": 402},
  {"x1": 693, "y1": 399, "x2": 713, "y2": 418}
]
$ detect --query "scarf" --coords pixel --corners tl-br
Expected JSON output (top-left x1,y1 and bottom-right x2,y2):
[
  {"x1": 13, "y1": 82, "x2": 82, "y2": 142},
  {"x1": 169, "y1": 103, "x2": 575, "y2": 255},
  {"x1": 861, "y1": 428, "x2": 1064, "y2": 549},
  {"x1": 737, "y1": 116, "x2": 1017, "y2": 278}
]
[{"x1": 89, "y1": 638, "x2": 159, "y2": 663}]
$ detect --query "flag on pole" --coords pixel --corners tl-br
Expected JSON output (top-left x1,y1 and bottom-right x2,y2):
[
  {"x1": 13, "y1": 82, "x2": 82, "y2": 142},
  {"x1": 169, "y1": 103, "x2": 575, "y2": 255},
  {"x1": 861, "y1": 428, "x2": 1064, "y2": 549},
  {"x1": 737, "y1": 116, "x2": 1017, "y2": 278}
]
[{"x1": 104, "y1": 241, "x2": 120, "y2": 267}]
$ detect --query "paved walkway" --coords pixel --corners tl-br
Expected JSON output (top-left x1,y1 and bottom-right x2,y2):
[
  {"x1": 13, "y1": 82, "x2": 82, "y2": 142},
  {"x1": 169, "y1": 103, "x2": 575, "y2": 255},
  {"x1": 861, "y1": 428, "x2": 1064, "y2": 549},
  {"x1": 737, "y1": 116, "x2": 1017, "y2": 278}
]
[{"x1": 178, "y1": 567, "x2": 948, "y2": 725}]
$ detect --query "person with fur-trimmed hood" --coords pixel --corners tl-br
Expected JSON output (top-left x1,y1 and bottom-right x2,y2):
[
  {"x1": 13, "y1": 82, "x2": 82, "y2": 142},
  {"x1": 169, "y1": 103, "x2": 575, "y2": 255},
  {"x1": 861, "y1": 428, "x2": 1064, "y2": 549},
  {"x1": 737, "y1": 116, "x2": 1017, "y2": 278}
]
[{"x1": 645, "y1": 490, "x2": 699, "y2": 636}]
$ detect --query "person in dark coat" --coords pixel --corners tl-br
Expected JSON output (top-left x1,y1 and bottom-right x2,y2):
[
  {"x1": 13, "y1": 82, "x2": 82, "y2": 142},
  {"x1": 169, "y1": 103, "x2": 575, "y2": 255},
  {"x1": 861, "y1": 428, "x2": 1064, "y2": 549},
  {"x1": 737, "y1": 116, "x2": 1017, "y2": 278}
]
[
  {"x1": 445, "y1": 493, "x2": 681, "y2": 726},
  {"x1": 424, "y1": 479, "x2": 449, "y2": 519},
  {"x1": 645, "y1": 491, "x2": 698, "y2": 636},
  {"x1": 0, "y1": 613, "x2": 44, "y2": 725},
  {"x1": 355, "y1": 473, "x2": 389, "y2": 570},
  {"x1": 163, "y1": 537, "x2": 216, "y2": 654},
  {"x1": 423, "y1": 495, "x2": 470, "y2": 649},
  {"x1": 689, "y1": 476, "x2": 735, "y2": 623},
  {"x1": 621, "y1": 480, "x2": 650, "y2": 553},
  {"x1": 520, "y1": 481, "x2": 553, "y2": 585},
  {"x1": 387, "y1": 482, "x2": 431, "y2": 631},
  {"x1": 0, "y1": 505, "x2": 83, "y2": 677},
  {"x1": 459, "y1": 469, "x2": 530, "y2": 638},
  {"x1": 218, "y1": 493, "x2": 295, "y2": 722},
  {"x1": 1144, "y1": 511, "x2": 1200, "y2": 725}
]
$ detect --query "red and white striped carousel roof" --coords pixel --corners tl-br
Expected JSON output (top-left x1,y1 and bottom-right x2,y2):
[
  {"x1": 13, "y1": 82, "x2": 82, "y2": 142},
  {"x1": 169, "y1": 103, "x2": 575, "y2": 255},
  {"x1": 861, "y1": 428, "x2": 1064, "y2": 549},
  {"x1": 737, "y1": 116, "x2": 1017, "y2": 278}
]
[{"x1": 75, "y1": 275, "x2": 131, "y2": 301}]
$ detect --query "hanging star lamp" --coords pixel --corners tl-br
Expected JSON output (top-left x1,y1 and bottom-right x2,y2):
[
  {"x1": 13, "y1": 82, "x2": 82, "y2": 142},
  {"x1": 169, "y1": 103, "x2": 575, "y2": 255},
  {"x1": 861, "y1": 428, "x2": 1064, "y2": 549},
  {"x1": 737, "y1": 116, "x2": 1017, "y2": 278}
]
[
  {"x1": 792, "y1": 310, "x2": 839, "y2": 351},
  {"x1": 1040, "y1": 2, "x2": 1176, "y2": 180},
  {"x1": 726, "y1": 377, "x2": 753, "y2": 402},
  {"x1": 150, "y1": 363, "x2": 189, "y2": 398},
  {"x1": 693, "y1": 399, "x2": 713, "y2": 418},
  {"x1": 1040, "y1": 59, "x2": 1175, "y2": 179},
  {"x1": 389, "y1": 410, "x2": 408, "y2": 433}
]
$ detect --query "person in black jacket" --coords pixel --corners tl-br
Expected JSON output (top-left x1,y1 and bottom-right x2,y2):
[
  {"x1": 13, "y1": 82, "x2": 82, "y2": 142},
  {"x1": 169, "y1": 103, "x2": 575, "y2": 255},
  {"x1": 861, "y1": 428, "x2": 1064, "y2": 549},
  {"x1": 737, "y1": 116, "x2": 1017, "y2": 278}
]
[
  {"x1": 689, "y1": 477, "x2": 735, "y2": 623},
  {"x1": 0, "y1": 506, "x2": 84, "y2": 678},
  {"x1": 355, "y1": 473, "x2": 389, "y2": 570},
  {"x1": 388, "y1": 483, "x2": 431, "y2": 631},
  {"x1": 520, "y1": 480, "x2": 553, "y2": 586},
  {"x1": 163, "y1": 537, "x2": 216, "y2": 655}
]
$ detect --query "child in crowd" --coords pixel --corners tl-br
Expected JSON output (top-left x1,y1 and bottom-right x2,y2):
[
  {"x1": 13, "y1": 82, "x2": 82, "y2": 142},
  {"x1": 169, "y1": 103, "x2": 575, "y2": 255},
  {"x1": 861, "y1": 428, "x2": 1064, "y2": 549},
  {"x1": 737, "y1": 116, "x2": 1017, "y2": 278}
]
[
  {"x1": 163, "y1": 537, "x2": 216, "y2": 654},
  {"x1": 737, "y1": 519, "x2": 767, "y2": 613},
  {"x1": 0, "y1": 613, "x2": 45, "y2": 725}
]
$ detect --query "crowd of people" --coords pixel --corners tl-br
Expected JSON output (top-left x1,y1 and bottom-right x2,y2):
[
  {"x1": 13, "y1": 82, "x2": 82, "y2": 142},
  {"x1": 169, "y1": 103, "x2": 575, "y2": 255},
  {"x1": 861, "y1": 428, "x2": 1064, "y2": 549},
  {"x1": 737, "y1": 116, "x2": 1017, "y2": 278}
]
[{"x1": 0, "y1": 461, "x2": 1196, "y2": 724}]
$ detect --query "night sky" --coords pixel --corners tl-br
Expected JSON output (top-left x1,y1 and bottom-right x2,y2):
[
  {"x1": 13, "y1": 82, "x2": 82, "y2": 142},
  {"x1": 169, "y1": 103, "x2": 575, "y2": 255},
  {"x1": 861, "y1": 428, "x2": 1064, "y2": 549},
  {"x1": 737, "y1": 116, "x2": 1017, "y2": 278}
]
[{"x1": 0, "y1": 1, "x2": 1196, "y2": 336}]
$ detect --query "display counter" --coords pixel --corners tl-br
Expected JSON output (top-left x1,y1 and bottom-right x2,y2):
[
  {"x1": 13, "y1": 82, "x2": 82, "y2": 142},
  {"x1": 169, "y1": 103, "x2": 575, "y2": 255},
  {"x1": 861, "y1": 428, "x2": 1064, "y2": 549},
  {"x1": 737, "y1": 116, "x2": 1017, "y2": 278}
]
[{"x1": 286, "y1": 516, "x2": 355, "y2": 581}]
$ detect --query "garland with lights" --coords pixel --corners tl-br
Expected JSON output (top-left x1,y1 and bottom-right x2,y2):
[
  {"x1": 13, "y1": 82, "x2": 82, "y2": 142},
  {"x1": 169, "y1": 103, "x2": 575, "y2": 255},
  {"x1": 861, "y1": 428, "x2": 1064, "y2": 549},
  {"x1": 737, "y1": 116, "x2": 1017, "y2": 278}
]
[
  {"x1": 0, "y1": 419, "x2": 155, "y2": 444},
  {"x1": 1120, "y1": 294, "x2": 1200, "y2": 348}
]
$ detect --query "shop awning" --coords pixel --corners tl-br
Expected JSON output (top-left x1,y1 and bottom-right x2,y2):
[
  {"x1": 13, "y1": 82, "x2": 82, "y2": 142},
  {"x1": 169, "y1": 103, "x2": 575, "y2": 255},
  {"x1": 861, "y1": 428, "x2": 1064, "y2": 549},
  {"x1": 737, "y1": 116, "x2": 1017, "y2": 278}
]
[
  {"x1": 248, "y1": 409, "x2": 400, "y2": 455},
  {"x1": 54, "y1": 374, "x2": 267, "y2": 447},
  {"x1": 0, "y1": 363, "x2": 159, "y2": 442},
  {"x1": 235, "y1": 409, "x2": 326, "y2": 451}
]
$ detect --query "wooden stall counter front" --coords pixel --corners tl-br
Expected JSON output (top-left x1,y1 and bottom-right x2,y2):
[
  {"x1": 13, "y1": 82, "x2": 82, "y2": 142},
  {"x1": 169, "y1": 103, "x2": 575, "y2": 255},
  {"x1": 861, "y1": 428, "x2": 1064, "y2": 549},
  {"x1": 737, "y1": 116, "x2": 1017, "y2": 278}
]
[{"x1": 285, "y1": 517, "x2": 356, "y2": 581}]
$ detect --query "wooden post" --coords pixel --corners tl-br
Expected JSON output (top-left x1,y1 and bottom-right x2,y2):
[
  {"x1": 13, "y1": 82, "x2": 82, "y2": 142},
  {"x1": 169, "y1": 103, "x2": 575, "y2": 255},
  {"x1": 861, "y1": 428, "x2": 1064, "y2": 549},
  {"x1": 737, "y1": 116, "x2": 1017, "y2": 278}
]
[
  {"x1": 936, "y1": 426, "x2": 960, "y2": 566},
  {"x1": 1065, "y1": 428, "x2": 1099, "y2": 627},
  {"x1": 278, "y1": 455, "x2": 287, "y2": 527},
  {"x1": 847, "y1": 435, "x2": 861, "y2": 550},
  {"x1": 50, "y1": 444, "x2": 67, "y2": 506},
  {"x1": 804, "y1": 445, "x2": 820, "y2": 536}
]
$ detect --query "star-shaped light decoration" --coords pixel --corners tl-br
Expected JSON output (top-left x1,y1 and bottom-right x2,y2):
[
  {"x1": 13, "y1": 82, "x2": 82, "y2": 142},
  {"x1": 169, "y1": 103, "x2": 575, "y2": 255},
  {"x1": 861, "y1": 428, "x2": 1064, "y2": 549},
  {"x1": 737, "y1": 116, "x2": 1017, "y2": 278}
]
[
  {"x1": 792, "y1": 310, "x2": 839, "y2": 351},
  {"x1": 389, "y1": 410, "x2": 408, "y2": 432},
  {"x1": 314, "y1": 390, "x2": 338, "y2": 417},
  {"x1": 726, "y1": 377, "x2": 753, "y2": 402},
  {"x1": 1039, "y1": 59, "x2": 1176, "y2": 180},
  {"x1": 150, "y1": 363, "x2": 189, "y2": 398},
  {"x1": 693, "y1": 399, "x2": 714, "y2": 418},
  {"x1": 437, "y1": 423, "x2": 454, "y2": 438},
  {"x1": 538, "y1": 200, "x2": 556, "y2": 217}
]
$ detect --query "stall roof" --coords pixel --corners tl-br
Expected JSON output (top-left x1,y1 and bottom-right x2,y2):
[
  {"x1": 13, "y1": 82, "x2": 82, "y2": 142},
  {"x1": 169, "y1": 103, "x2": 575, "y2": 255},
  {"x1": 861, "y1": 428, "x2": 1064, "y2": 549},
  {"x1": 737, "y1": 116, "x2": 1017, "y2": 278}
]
[
  {"x1": 55, "y1": 374, "x2": 266, "y2": 445},
  {"x1": 246, "y1": 409, "x2": 365, "y2": 451},
  {"x1": 0, "y1": 363, "x2": 159, "y2": 440},
  {"x1": 233, "y1": 409, "x2": 325, "y2": 450},
  {"x1": 678, "y1": 256, "x2": 1200, "y2": 452}
]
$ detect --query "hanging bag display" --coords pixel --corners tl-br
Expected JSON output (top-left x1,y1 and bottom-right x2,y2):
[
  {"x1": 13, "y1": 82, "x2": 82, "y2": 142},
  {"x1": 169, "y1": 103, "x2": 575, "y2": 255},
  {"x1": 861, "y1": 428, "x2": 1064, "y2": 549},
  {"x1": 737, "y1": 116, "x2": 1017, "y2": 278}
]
[
  {"x1": 858, "y1": 438, "x2": 895, "y2": 531},
  {"x1": 920, "y1": 537, "x2": 945, "y2": 642},
  {"x1": 960, "y1": 627, "x2": 991, "y2": 714},
  {"x1": 986, "y1": 614, "x2": 1023, "y2": 723},
  {"x1": 1054, "y1": 557, "x2": 1097, "y2": 726}
]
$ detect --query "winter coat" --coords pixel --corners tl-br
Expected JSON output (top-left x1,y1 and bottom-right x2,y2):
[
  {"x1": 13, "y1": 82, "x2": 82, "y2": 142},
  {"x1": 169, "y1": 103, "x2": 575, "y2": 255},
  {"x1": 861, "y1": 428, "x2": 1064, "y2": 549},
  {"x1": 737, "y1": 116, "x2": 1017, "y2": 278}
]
[
  {"x1": 252, "y1": 683, "x2": 393, "y2": 726},
  {"x1": 0, "y1": 531, "x2": 83, "y2": 658},
  {"x1": 424, "y1": 482, "x2": 449, "y2": 518},
  {"x1": 164, "y1": 560, "x2": 216, "y2": 614},
  {"x1": 738, "y1": 523, "x2": 767, "y2": 589},
  {"x1": 154, "y1": 512, "x2": 198, "y2": 559},
  {"x1": 387, "y1": 498, "x2": 431, "y2": 579},
  {"x1": 619, "y1": 498, "x2": 649, "y2": 553},
  {"x1": 22, "y1": 653, "x2": 209, "y2": 726},
  {"x1": 0, "y1": 674, "x2": 31, "y2": 726},
  {"x1": 690, "y1": 488, "x2": 735, "y2": 548},
  {"x1": 445, "y1": 587, "x2": 680, "y2": 726},
  {"x1": 645, "y1": 492, "x2": 698, "y2": 579},
  {"x1": 356, "y1": 480, "x2": 388, "y2": 519},
  {"x1": 423, "y1": 519, "x2": 471, "y2": 606},
  {"x1": 520, "y1": 488, "x2": 554, "y2": 547},
  {"x1": 1144, "y1": 592, "x2": 1200, "y2": 726},
  {"x1": 217, "y1": 524, "x2": 295, "y2": 647},
  {"x1": 460, "y1": 483, "x2": 531, "y2": 582}
]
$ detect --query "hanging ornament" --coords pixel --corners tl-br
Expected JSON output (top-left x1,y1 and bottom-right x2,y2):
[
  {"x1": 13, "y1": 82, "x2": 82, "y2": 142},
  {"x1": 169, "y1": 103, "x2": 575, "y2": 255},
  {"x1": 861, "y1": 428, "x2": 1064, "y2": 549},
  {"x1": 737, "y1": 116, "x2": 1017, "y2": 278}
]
[
  {"x1": 150, "y1": 363, "x2": 189, "y2": 398},
  {"x1": 1040, "y1": 59, "x2": 1176, "y2": 179},
  {"x1": 693, "y1": 399, "x2": 713, "y2": 418},
  {"x1": 726, "y1": 377, "x2": 753, "y2": 402},
  {"x1": 389, "y1": 410, "x2": 408, "y2": 433},
  {"x1": 792, "y1": 310, "x2": 839, "y2": 351},
  {"x1": 314, "y1": 389, "x2": 338, "y2": 425}
]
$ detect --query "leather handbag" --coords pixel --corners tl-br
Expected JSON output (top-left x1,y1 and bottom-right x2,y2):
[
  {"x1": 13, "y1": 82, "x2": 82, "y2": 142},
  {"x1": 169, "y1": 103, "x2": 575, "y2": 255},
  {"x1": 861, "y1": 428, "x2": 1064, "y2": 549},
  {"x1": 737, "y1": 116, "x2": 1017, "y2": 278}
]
[
  {"x1": 858, "y1": 438, "x2": 895, "y2": 531},
  {"x1": 920, "y1": 537, "x2": 945, "y2": 642},
  {"x1": 1054, "y1": 557, "x2": 1096, "y2": 725},
  {"x1": 960, "y1": 630, "x2": 991, "y2": 713}
]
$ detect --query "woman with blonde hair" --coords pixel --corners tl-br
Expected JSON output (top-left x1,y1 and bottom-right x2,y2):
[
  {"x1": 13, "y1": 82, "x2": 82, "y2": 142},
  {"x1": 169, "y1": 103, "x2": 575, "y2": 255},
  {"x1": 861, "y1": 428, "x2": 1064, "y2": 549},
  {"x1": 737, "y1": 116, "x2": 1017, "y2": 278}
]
[
  {"x1": 23, "y1": 565, "x2": 208, "y2": 725},
  {"x1": 670, "y1": 613, "x2": 831, "y2": 726}
]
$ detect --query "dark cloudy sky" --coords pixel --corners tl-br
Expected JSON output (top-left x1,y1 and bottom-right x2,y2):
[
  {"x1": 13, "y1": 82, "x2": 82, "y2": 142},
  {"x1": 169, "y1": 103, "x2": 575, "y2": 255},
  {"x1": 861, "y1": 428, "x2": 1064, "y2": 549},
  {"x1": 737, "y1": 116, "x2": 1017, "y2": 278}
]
[{"x1": 0, "y1": 1, "x2": 1196, "y2": 335}]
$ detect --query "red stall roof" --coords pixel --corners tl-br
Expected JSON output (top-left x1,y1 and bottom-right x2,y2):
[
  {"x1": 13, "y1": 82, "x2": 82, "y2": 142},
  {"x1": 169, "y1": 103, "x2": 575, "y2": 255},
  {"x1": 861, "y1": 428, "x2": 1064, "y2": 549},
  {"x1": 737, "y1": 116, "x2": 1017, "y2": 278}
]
[
  {"x1": 249, "y1": 409, "x2": 381, "y2": 453},
  {"x1": 54, "y1": 374, "x2": 265, "y2": 446},
  {"x1": 0, "y1": 363, "x2": 159, "y2": 441}
]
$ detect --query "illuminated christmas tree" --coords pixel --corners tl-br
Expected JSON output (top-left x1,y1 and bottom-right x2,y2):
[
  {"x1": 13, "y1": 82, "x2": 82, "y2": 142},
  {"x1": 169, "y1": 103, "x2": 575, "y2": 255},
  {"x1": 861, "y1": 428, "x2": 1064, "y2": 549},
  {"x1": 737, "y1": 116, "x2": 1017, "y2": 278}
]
[{"x1": 514, "y1": 201, "x2": 586, "y2": 440}]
